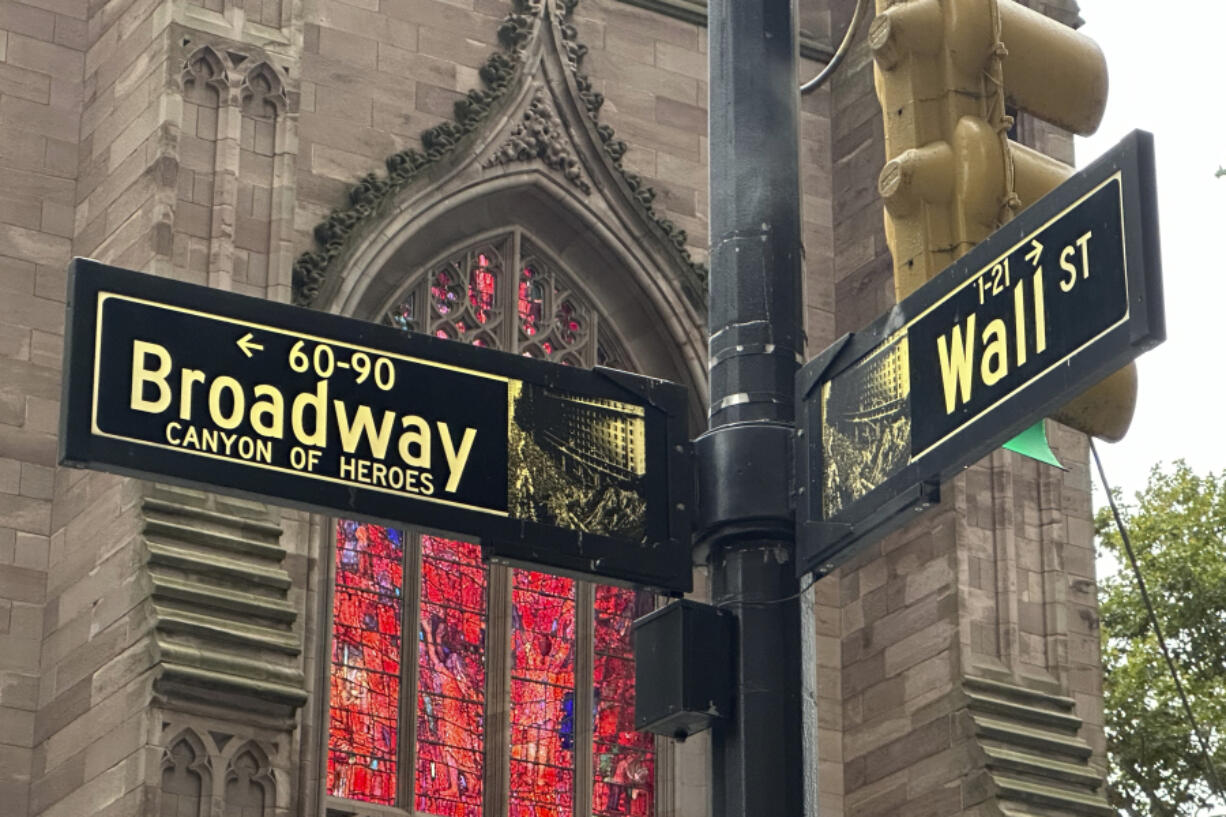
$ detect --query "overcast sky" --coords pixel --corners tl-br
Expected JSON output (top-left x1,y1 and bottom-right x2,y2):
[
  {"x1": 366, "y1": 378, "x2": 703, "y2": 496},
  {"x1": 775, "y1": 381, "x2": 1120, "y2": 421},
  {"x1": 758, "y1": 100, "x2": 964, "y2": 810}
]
[{"x1": 1073, "y1": 0, "x2": 1226, "y2": 504}]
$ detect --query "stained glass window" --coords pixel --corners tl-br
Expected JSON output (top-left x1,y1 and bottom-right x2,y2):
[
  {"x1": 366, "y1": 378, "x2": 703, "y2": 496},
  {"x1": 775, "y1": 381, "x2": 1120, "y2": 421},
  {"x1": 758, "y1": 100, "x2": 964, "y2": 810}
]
[
  {"x1": 331, "y1": 231, "x2": 656, "y2": 817},
  {"x1": 518, "y1": 265, "x2": 545, "y2": 339},
  {"x1": 416, "y1": 537, "x2": 488, "y2": 817},
  {"x1": 328, "y1": 521, "x2": 404, "y2": 805},
  {"x1": 510, "y1": 570, "x2": 577, "y2": 817},
  {"x1": 469, "y1": 253, "x2": 498, "y2": 325},
  {"x1": 411, "y1": 243, "x2": 506, "y2": 347},
  {"x1": 593, "y1": 587, "x2": 655, "y2": 817}
]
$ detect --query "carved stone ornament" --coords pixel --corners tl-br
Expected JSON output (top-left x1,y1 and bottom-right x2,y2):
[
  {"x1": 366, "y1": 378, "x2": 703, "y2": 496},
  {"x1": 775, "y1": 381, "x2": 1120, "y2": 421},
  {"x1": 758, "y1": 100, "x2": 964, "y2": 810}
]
[
  {"x1": 485, "y1": 88, "x2": 591, "y2": 194},
  {"x1": 291, "y1": 0, "x2": 708, "y2": 308},
  {"x1": 554, "y1": 7, "x2": 706, "y2": 284}
]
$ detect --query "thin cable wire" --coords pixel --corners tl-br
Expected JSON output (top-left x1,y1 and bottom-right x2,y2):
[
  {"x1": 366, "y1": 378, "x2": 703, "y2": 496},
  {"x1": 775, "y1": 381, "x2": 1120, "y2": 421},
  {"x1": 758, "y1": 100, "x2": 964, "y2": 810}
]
[
  {"x1": 1091, "y1": 440, "x2": 1225, "y2": 800},
  {"x1": 800, "y1": 0, "x2": 869, "y2": 95},
  {"x1": 714, "y1": 573, "x2": 819, "y2": 609}
]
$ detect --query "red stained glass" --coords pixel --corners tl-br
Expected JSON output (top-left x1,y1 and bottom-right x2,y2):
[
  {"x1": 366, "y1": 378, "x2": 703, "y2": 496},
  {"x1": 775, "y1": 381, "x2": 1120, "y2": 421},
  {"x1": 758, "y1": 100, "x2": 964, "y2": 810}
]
[
  {"x1": 469, "y1": 254, "x2": 497, "y2": 325},
  {"x1": 328, "y1": 522, "x2": 404, "y2": 805},
  {"x1": 593, "y1": 586, "x2": 655, "y2": 817},
  {"x1": 416, "y1": 537, "x2": 488, "y2": 817},
  {"x1": 557, "y1": 301, "x2": 582, "y2": 347},
  {"x1": 432, "y1": 268, "x2": 462, "y2": 316},
  {"x1": 390, "y1": 293, "x2": 415, "y2": 333},
  {"x1": 518, "y1": 267, "x2": 544, "y2": 338},
  {"x1": 510, "y1": 570, "x2": 576, "y2": 817}
]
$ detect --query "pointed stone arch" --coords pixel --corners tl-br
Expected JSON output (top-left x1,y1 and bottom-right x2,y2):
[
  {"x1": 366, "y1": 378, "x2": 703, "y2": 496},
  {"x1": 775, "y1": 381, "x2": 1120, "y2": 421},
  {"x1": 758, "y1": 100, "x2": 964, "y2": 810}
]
[
  {"x1": 181, "y1": 45, "x2": 229, "y2": 99},
  {"x1": 324, "y1": 170, "x2": 706, "y2": 428},
  {"x1": 291, "y1": 0, "x2": 547, "y2": 304},
  {"x1": 292, "y1": 0, "x2": 708, "y2": 358},
  {"x1": 161, "y1": 729, "x2": 213, "y2": 817},
  {"x1": 240, "y1": 62, "x2": 287, "y2": 121},
  {"x1": 296, "y1": 2, "x2": 708, "y2": 425},
  {"x1": 223, "y1": 741, "x2": 276, "y2": 817}
]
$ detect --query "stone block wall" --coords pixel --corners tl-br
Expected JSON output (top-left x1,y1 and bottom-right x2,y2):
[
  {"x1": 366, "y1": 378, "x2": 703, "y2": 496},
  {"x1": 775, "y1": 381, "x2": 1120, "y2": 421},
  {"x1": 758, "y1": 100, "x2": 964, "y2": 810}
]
[{"x1": 0, "y1": 0, "x2": 87, "y2": 813}]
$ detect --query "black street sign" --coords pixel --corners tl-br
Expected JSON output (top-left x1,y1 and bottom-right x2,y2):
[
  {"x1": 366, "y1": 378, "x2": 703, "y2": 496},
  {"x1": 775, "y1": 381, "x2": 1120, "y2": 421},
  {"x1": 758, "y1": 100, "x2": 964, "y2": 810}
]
[
  {"x1": 60, "y1": 260, "x2": 693, "y2": 593},
  {"x1": 796, "y1": 130, "x2": 1164, "y2": 577}
]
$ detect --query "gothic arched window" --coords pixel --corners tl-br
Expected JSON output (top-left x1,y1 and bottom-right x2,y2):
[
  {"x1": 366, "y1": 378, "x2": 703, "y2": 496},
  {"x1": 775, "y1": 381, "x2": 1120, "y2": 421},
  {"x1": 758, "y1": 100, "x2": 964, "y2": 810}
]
[{"x1": 326, "y1": 231, "x2": 655, "y2": 817}]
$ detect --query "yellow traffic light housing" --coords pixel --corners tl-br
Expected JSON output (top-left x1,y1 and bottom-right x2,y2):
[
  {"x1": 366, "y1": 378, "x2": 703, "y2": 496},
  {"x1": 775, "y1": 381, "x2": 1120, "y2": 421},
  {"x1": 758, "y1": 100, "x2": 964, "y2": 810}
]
[{"x1": 870, "y1": 0, "x2": 1136, "y2": 441}]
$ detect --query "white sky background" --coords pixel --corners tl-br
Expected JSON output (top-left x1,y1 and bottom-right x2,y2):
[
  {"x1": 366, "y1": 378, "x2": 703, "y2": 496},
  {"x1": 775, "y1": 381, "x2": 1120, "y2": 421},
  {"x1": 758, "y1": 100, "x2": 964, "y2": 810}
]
[{"x1": 1073, "y1": 0, "x2": 1226, "y2": 505}]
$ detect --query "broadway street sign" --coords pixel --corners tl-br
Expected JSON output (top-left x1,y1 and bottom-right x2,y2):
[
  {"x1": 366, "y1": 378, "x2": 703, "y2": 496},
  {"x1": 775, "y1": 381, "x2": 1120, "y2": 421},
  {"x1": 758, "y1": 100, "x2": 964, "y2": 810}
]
[
  {"x1": 796, "y1": 130, "x2": 1165, "y2": 577},
  {"x1": 60, "y1": 261, "x2": 693, "y2": 592}
]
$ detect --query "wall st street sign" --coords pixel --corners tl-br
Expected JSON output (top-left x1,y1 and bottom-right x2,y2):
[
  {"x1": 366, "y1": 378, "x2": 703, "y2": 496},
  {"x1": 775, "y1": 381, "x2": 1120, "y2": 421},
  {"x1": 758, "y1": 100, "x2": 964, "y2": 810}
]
[
  {"x1": 796, "y1": 131, "x2": 1165, "y2": 577},
  {"x1": 60, "y1": 261, "x2": 693, "y2": 592}
]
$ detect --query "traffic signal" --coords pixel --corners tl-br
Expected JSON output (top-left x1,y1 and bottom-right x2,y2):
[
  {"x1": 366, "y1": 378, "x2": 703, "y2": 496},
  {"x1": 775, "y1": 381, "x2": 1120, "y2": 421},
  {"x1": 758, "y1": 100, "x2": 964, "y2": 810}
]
[{"x1": 870, "y1": 0, "x2": 1136, "y2": 441}]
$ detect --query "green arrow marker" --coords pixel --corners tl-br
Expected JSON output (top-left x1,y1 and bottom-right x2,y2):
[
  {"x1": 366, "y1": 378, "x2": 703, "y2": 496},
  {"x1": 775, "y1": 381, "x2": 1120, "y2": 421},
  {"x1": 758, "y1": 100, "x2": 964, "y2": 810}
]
[{"x1": 1003, "y1": 420, "x2": 1066, "y2": 470}]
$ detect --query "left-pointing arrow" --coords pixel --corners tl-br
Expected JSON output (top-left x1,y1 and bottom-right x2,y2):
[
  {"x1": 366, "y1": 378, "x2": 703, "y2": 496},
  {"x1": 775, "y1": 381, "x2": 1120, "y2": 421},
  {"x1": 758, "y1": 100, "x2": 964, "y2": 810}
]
[{"x1": 237, "y1": 332, "x2": 264, "y2": 358}]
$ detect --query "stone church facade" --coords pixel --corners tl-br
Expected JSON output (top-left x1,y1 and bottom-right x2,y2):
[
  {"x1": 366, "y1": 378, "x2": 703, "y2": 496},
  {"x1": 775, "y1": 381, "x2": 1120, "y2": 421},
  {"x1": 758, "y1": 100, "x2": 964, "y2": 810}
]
[{"x1": 0, "y1": 0, "x2": 1110, "y2": 815}]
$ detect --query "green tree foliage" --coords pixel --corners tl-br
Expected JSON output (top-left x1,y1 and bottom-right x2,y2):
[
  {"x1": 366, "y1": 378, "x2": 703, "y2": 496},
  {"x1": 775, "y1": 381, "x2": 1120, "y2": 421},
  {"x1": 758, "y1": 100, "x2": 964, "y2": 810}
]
[{"x1": 1097, "y1": 460, "x2": 1226, "y2": 817}]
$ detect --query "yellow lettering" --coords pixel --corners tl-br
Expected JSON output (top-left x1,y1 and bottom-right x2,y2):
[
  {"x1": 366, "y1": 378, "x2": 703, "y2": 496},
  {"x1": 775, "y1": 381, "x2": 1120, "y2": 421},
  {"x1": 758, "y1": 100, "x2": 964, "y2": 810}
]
[
  {"x1": 1059, "y1": 245, "x2": 1077, "y2": 292},
  {"x1": 166, "y1": 421, "x2": 183, "y2": 444},
  {"x1": 250, "y1": 385, "x2": 285, "y2": 439},
  {"x1": 1033, "y1": 268, "x2": 1047, "y2": 355},
  {"x1": 937, "y1": 314, "x2": 976, "y2": 415},
  {"x1": 335, "y1": 402, "x2": 397, "y2": 460},
  {"x1": 200, "y1": 427, "x2": 218, "y2": 452},
  {"x1": 1076, "y1": 230, "x2": 1092, "y2": 279},
  {"x1": 130, "y1": 340, "x2": 172, "y2": 414},
  {"x1": 291, "y1": 380, "x2": 328, "y2": 448},
  {"x1": 1013, "y1": 282, "x2": 1028, "y2": 368},
  {"x1": 339, "y1": 455, "x2": 358, "y2": 480},
  {"x1": 179, "y1": 369, "x2": 205, "y2": 420},
  {"x1": 208, "y1": 377, "x2": 245, "y2": 430},
  {"x1": 420, "y1": 472, "x2": 434, "y2": 495},
  {"x1": 398, "y1": 415, "x2": 430, "y2": 467},
  {"x1": 183, "y1": 425, "x2": 200, "y2": 449},
  {"x1": 437, "y1": 422, "x2": 478, "y2": 493},
  {"x1": 371, "y1": 462, "x2": 388, "y2": 486},
  {"x1": 980, "y1": 319, "x2": 1009, "y2": 387}
]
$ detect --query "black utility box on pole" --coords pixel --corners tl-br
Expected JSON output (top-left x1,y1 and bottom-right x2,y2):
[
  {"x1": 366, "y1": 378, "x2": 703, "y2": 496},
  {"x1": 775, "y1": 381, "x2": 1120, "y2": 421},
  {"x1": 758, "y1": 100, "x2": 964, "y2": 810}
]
[{"x1": 632, "y1": 601, "x2": 734, "y2": 740}]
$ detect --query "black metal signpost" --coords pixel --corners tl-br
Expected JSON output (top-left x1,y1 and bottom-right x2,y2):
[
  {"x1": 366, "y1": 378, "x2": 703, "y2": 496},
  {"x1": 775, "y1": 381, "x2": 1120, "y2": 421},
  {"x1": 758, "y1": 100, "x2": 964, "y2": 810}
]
[
  {"x1": 60, "y1": 260, "x2": 694, "y2": 593},
  {"x1": 796, "y1": 130, "x2": 1165, "y2": 578},
  {"x1": 695, "y1": 0, "x2": 805, "y2": 814}
]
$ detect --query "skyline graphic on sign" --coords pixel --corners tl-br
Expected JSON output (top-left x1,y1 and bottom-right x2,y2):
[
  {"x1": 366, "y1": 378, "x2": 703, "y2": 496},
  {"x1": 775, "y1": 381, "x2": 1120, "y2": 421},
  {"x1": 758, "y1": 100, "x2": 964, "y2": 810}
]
[
  {"x1": 508, "y1": 382, "x2": 649, "y2": 542},
  {"x1": 821, "y1": 333, "x2": 911, "y2": 518}
]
